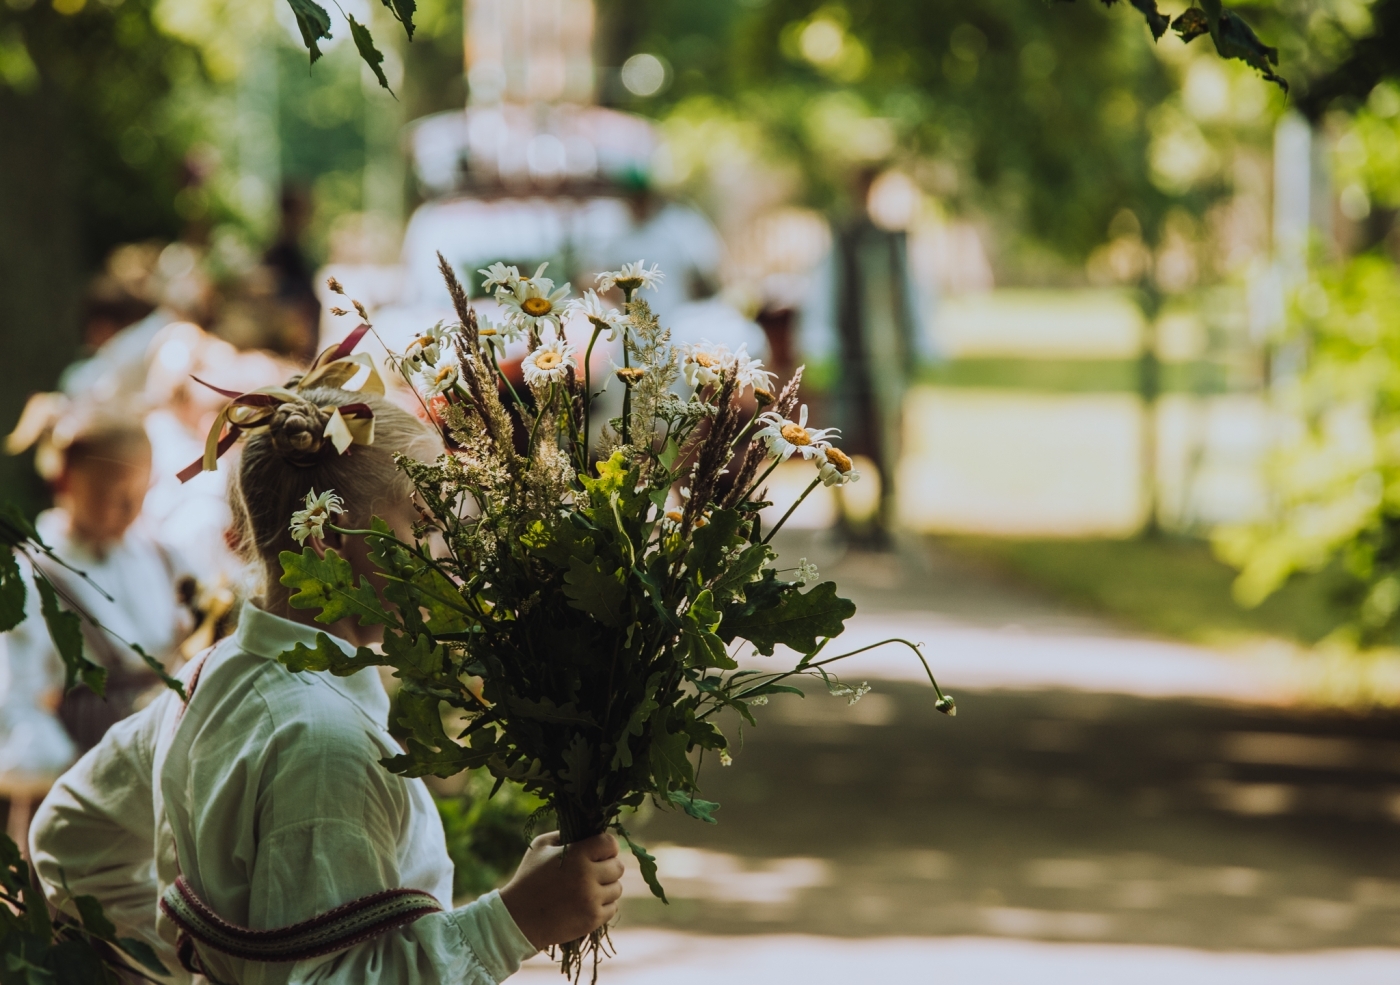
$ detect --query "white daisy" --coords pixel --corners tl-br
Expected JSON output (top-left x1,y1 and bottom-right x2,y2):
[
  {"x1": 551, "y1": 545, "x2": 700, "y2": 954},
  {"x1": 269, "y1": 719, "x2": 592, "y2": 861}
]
[
  {"x1": 731, "y1": 345, "x2": 776, "y2": 393},
  {"x1": 817, "y1": 446, "x2": 860, "y2": 487},
  {"x1": 681, "y1": 341, "x2": 731, "y2": 389},
  {"x1": 402, "y1": 321, "x2": 453, "y2": 371},
  {"x1": 568, "y1": 290, "x2": 627, "y2": 341},
  {"x1": 476, "y1": 314, "x2": 521, "y2": 356},
  {"x1": 522, "y1": 336, "x2": 575, "y2": 387},
  {"x1": 478, "y1": 262, "x2": 521, "y2": 294},
  {"x1": 422, "y1": 362, "x2": 460, "y2": 397},
  {"x1": 754, "y1": 404, "x2": 838, "y2": 461},
  {"x1": 596, "y1": 260, "x2": 664, "y2": 295},
  {"x1": 290, "y1": 488, "x2": 345, "y2": 544},
  {"x1": 497, "y1": 263, "x2": 571, "y2": 335}
]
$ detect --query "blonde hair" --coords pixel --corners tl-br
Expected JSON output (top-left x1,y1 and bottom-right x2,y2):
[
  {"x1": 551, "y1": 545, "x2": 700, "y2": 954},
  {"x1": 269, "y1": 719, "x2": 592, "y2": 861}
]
[
  {"x1": 5, "y1": 392, "x2": 150, "y2": 482},
  {"x1": 229, "y1": 386, "x2": 438, "y2": 581}
]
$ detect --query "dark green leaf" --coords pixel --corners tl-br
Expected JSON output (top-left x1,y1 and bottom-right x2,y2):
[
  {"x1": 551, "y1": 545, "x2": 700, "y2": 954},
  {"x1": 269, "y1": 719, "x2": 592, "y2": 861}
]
[
  {"x1": 1102, "y1": 0, "x2": 1169, "y2": 39},
  {"x1": 380, "y1": 0, "x2": 416, "y2": 39},
  {"x1": 648, "y1": 710, "x2": 693, "y2": 790},
  {"x1": 710, "y1": 543, "x2": 772, "y2": 601},
  {"x1": 616, "y1": 825, "x2": 667, "y2": 903},
  {"x1": 347, "y1": 14, "x2": 393, "y2": 94},
  {"x1": 0, "y1": 549, "x2": 26, "y2": 633},
  {"x1": 34, "y1": 576, "x2": 103, "y2": 697},
  {"x1": 611, "y1": 674, "x2": 661, "y2": 770},
  {"x1": 1171, "y1": 7, "x2": 1209, "y2": 41},
  {"x1": 279, "y1": 548, "x2": 393, "y2": 627},
  {"x1": 128, "y1": 643, "x2": 186, "y2": 702},
  {"x1": 684, "y1": 509, "x2": 742, "y2": 584},
  {"x1": 0, "y1": 504, "x2": 38, "y2": 549},
  {"x1": 558, "y1": 734, "x2": 594, "y2": 796},
  {"x1": 720, "y1": 581, "x2": 855, "y2": 656},
  {"x1": 734, "y1": 682, "x2": 805, "y2": 699},
  {"x1": 279, "y1": 632, "x2": 382, "y2": 676},
  {"x1": 73, "y1": 894, "x2": 115, "y2": 941},
  {"x1": 562, "y1": 556, "x2": 626, "y2": 628},
  {"x1": 682, "y1": 590, "x2": 734, "y2": 670},
  {"x1": 667, "y1": 790, "x2": 720, "y2": 824},
  {"x1": 115, "y1": 937, "x2": 169, "y2": 977},
  {"x1": 286, "y1": 0, "x2": 332, "y2": 64}
]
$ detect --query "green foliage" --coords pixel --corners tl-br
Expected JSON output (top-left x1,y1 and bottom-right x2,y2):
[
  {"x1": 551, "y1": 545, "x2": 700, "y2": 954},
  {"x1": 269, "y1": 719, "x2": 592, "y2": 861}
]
[
  {"x1": 35, "y1": 576, "x2": 104, "y2": 699},
  {"x1": 279, "y1": 548, "x2": 393, "y2": 627},
  {"x1": 721, "y1": 581, "x2": 857, "y2": 656},
  {"x1": 287, "y1": 0, "x2": 334, "y2": 65},
  {"x1": 281, "y1": 631, "x2": 382, "y2": 676},
  {"x1": 0, "y1": 830, "x2": 169, "y2": 984},
  {"x1": 1172, "y1": 0, "x2": 1286, "y2": 91},
  {"x1": 347, "y1": 15, "x2": 393, "y2": 95},
  {"x1": 1215, "y1": 255, "x2": 1400, "y2": 647}
]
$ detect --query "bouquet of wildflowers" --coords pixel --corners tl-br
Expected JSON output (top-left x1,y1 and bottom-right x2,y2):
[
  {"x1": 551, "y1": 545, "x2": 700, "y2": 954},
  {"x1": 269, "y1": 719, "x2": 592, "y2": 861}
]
[{"x1": 279, "y1": 257, "x2": 953, "y2": 979}]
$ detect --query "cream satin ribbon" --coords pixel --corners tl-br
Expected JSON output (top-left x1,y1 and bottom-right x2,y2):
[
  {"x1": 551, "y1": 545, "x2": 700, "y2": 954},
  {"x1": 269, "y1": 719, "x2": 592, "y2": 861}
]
[{"x1": 178, "y1": 325, "x2": 384, "y2": 483}]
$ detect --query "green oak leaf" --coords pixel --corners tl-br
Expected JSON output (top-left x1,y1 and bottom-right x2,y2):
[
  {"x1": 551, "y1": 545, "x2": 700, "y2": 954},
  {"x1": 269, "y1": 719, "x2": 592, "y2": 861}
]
[
  {"x1": 616, "y1": 825, "x2": 667, "y2": 903},
  {"x1": 558, "y1": 734, "x2": 594, "y2": 796},
  {"x1": 286, "y1": 0, "x2": 333, "y2": 64},
  {"x1": 611, "y1": 673, "x2": 661, "y2": 770},
  {"x1": 682, "y1": 590, "x2": 734, "y2": 670},
  {"x1": 719, "y1": 581, "x2": 855, "y2": 656},
  {"x1": 279, "y1": 548, "x2": 393, "y2": 627},
  {"x1": 667, "y1": 790, "x2": 720, "y2": 824},
  {"x1": 280, "y1": 631, "x2": 382, "y2": 676},
  {"x1": 35, "y1": 575, "x2": 104, "y2": 697},
  {"x1": 562, "y1": 556, "x2": 626, "y2": 627},
  {"x1": 684, "y1": 509, "x2": 742, "y2": 584},
  {"x1": 347, "y1": 14, "x2": 393, "y2": 94},
  {"x1": 710, "y1": 542, "x2": 772, "y2": 601},
  {"x1": 647, "y1": 709, "x2": 693, "y2": 790},
  {"x1": 0, "y1": 549, "x2": 26, "y2": 634}
]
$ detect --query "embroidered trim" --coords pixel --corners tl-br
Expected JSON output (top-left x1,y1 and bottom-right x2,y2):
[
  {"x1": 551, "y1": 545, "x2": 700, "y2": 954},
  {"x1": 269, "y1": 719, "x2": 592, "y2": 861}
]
[{"x1": 159, "y1": 876, "x2": 442, "y2": 965}]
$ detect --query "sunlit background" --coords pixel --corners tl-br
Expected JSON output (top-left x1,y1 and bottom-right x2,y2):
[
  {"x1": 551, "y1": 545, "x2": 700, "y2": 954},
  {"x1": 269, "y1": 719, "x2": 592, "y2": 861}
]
[{"x1": 4, "y1": 0, "x2": 1400, "y2": 979}]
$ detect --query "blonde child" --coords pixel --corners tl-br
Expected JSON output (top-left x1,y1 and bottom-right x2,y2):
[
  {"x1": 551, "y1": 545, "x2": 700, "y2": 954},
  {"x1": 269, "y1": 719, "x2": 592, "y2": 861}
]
[
  {"x1": 30, "y1": 384, "x2": 621, "y2": 983},
  {"x1": 3, "y1": 400, "x2": 194, "y2": 759}
]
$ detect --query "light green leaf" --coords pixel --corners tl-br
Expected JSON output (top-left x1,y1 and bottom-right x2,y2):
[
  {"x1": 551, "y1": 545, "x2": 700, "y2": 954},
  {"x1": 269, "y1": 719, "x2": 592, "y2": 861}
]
[
  {"x1": 667, "y1": 790, "x2": 720, "y2": 824},
  {"x1": 35, "y1": 575, "x2": 103, "y2": 697},
  {"x1": 279, "y1": 548, "x2": 393, "y2": 627},
  {"x1": 720, "y1": 581, "x2": 855, "y2": 656},
  {"x1": 280, "y1": 632, "x2": 382, "y2": 676},
  {"x1": 562, "y1": 556, "x2": 627, "y2": 627}
]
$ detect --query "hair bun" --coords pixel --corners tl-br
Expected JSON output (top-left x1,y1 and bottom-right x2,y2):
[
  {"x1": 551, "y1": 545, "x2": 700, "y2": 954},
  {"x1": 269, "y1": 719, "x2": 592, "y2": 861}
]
[{"x1": 269, "y1": 398, "x2": 329, "y2": 465}]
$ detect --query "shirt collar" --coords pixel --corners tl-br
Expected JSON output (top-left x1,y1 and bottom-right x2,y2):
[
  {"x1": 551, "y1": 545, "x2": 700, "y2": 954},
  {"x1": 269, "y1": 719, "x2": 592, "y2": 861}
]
[{"x1": 233, "y1": 604, "x2": 391, "y2": 725}]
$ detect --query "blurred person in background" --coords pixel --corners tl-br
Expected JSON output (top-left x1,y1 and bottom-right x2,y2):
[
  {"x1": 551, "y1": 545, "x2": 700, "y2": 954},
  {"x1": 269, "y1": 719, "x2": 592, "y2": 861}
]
[
  {"x1": 3, "y1": 397, "x2": 196, "y2": 754},
  {"x1": 260, "y1": 184, "x2": 322, "y2": 364}
]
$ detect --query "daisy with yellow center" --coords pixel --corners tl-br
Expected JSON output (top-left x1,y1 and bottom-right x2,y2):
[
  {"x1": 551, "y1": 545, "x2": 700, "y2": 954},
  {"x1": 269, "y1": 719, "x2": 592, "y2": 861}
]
[
  {"x1": 754, "y1": 404, "x2": 838, "y2": 461},
  {"x1": 289, "y1": 488, "x2": 345, "y2": 544},
  {"x1": 818, "y1": 446, "x2": 860, "y2": 487},
  {"x1": 596, "y1": 260, "x2": 664, "y2": 296},
  {"x1": 421, "y1": 362, "x2": 460, "y2": 397},
  {"x1": 496, "y1": 262, "x2": 572, "y2": 335},
  {"x1": 522, "y1": 336, "x2": 576, "y2": 387},
  {"x1": 567, "y1": 290, "x2": 626, "y2": 341},
  {"x1": 402, "y1": 321, "x2": 452, "y2": 371}
]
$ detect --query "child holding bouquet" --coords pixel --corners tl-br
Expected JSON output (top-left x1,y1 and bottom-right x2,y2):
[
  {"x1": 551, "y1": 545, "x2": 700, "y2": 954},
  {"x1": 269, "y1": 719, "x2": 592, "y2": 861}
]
[{"x1": 30, "y1": 364, "x2": 621, "y2": 983}]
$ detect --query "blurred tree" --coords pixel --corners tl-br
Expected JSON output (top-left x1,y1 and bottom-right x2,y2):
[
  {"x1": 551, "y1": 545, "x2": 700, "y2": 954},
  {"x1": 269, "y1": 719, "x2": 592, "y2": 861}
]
[{"x1": 0, "y1": 0, "x2": 204, "y2": 508}]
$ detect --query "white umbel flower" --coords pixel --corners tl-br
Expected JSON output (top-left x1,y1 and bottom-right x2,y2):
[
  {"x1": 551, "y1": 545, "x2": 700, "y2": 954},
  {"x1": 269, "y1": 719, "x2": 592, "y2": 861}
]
[
  {"x1": 497, "y1": 265, "x2": 572, "y2": 336},
  {"x1": 754, "y1": 404, "x2": 838, "y2": 461},
  {"x1": 522, "y1": 336, "x2": 576, "y2": 386},
  {"x1": 568, "y1": 290, "x2": 626, "y2": 341},
  {"x1": 422, "y1": 362, "x2": 459, "y2": 397},
  {"x1": 795, "y1": 558, "x2": 820, "y2": 585},
  {"x1": 596, "y1": 260, "x2": 664, "y2": 295},
  {"x1": 290, "y1": 488, "x2": 345, "y2": 545},
  {"x1": 478, "y1": 262, "x2": 522, "y2": 294}
]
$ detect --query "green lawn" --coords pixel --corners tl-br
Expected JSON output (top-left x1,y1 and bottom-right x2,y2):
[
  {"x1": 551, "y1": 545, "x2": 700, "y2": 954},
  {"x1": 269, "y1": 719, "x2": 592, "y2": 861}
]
[{"x1": 941, "y1": 534, "x2": 1347, "y2": 648}]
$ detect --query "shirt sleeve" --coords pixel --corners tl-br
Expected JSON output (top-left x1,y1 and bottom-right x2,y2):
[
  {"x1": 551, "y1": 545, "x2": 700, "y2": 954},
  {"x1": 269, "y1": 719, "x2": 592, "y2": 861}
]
[
  {"x1": 29, "y1": 698, "x2": 165, "y2": 949},
  {"x1": 228, "y1": 695, "x2": 536, "y2": 985}
]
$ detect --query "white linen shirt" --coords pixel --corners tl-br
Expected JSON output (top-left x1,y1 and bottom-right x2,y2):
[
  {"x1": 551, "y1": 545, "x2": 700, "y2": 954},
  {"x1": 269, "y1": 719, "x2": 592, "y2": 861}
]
[{"x1": 30, "y1": 604, "x2": 537, "y2": 984}]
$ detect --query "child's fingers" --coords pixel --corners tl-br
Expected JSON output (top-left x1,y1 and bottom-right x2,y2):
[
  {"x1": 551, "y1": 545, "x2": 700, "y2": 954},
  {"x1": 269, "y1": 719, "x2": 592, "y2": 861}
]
[
  {"x1": 580, "y1": 832, "x2": 619, "y2": 861},
  {"x1": 598, "y1": 879, "x2": 624, "y2": 905},
  {"x1": 592, "y1": 857, "x2": 625, "y2": 885},
  {"x1": 532, "y1": 831, "x2": 562, "y2": 849}
]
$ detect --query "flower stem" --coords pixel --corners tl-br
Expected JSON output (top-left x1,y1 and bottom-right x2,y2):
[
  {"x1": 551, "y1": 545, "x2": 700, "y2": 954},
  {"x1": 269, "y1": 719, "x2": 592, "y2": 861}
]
[
  {"x1": 737, "y1": 456, "x2": 783, "y2": 508},
  {"x1": 762, "y1": 476, "x2": 821, "y2": 544},
  {"x1": 581, "y1": 324, "x2": 604, "y2": 469}
]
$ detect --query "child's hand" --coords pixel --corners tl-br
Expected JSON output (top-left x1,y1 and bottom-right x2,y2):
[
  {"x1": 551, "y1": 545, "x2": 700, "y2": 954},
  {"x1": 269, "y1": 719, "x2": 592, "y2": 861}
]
[{"x1": 499, "y1": 831, "x2": 624, "y2": 949}]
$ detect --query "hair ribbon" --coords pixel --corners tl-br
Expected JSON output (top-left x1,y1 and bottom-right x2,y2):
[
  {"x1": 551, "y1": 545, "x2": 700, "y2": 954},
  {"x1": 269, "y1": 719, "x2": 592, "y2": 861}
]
[{"x1": 177, "y1": 325, "x2": 383, "y2": 483}]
